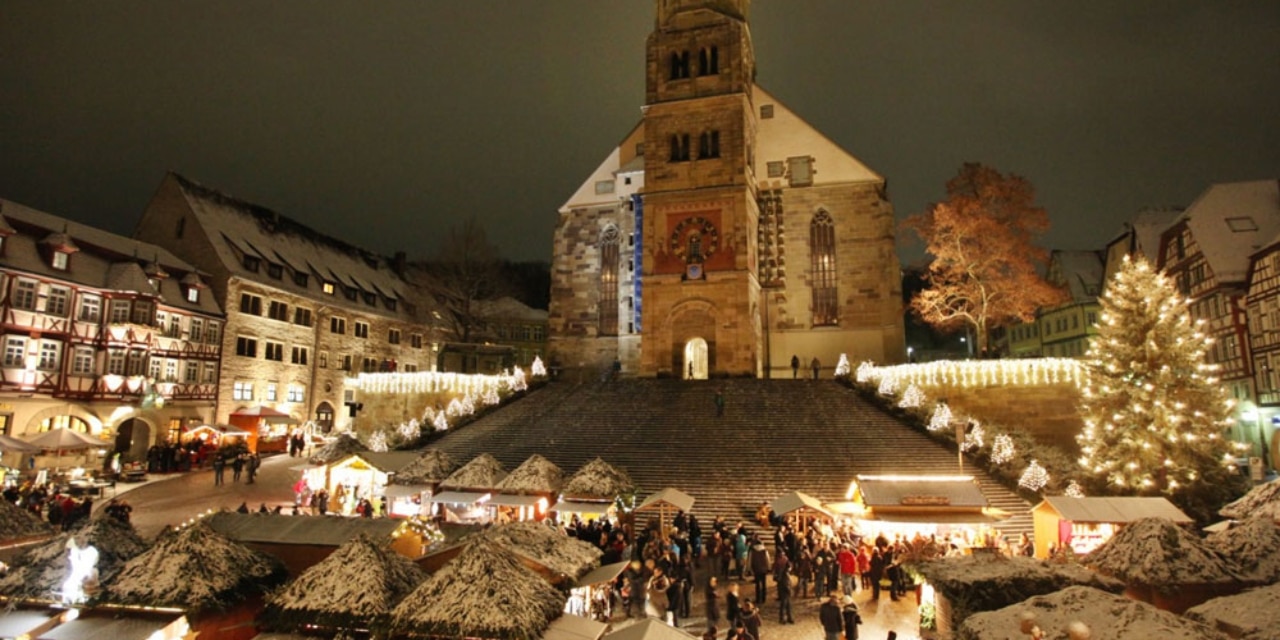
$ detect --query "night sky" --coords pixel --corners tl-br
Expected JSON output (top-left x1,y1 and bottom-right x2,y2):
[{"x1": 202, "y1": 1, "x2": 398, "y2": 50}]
[{"x1": 3, "y1": 1, "x2": 1277, "y2": 266}]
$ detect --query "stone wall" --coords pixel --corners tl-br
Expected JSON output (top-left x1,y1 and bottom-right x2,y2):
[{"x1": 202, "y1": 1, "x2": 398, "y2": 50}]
[{"x1": 922, "y1": 383, "x2": 1084, "y2": 453}]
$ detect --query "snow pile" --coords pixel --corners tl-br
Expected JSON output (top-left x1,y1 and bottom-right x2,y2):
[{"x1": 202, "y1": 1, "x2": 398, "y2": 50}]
[
  {"x1": 476, "y1": 521, "x2": 602, "y2": 580},
  {"x1": 440, "y1": 453, "x2": 508, "y2": 491},
  {"x1": 308, "y1": 432, "x2": 367, "y2": 465},
  {"x1": 389, "y1": 537, "x2": 565, "y2": 640},
  {"x1": 0, "y1": 498, "x2": 53, "y2": 541},
  {"x1": 0, "y1": 515, "x2": 148, "y2": 598},
  {"x1": 916, "y1": 555, "x2": 1123, "y2": 628},
  {"x1": 1206, "y1": 515, "x2": 1280, "y2": 584},
  {"x1": 1185, "y1": 583, "x2": 1280, "y2": 640},
  {"x1": 260, "y1": 533, "x2": 426, "y2": 633},
  {"x1": 1219, "y1": 479, "x2": 1280, "y2": 522},
  {"x1": 495, "y1": 454, "x2": 563, "y2": 494},
  {"x1": 1086, "y1": 517, "x2": 1241, "y2": 588},
  {"x1": 392, "y1": 448, "x2": 458, "y2": 486},
  {"x1": 561, "y1": 457, "x2": 635, "y2": 499},
  {"x1": 959, "y1": 585, "x2": 1228, "y2": 639},
  {"x1": 106, "y1": 519, "x2": 285, "y2": 613}
]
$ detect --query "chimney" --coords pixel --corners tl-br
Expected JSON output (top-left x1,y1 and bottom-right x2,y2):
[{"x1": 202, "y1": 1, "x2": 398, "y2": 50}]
[{"x1": 393, "y1": 251, "x2": 407, "y2": 275}]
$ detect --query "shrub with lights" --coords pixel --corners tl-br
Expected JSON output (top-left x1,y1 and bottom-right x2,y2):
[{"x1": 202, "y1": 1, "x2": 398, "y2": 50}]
[{"x1": 1076, "y1": 256, "x2": 1248, "y2": 522}]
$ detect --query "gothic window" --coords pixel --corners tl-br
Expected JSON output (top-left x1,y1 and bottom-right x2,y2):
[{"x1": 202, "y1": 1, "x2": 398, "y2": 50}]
[
  {"x1": 810, "y1": 211, "x2": 838, "y2": 326},
  {"x1": 600, "y1": 226, "x2": 620, "y2": 336},
  {"x1": 698, "y1": 46, "x2": 719, "y2": 75},
  {"x1": 669, "y1": 50, "x2": 690, "y2": 80},
  {"x1": 698, "y1": 131, "x2": 720, "y2": 159},
  {"x1": 669, "y1": 134, "x2": 690, "y2": 162}
]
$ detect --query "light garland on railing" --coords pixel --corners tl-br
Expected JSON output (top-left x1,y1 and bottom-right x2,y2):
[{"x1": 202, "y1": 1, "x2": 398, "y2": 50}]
[
  {"x1": 353, "y1": 369, "x2": 525, "y2": 396},
  {"x1": 857, "y1": 358, "x2": 1087, "y2": 390}
]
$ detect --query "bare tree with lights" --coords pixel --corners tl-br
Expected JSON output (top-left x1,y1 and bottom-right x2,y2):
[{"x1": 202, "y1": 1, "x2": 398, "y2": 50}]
[
  {"x1": 1077, "y1": 255, "x2": 1247, "y2": 522},
  {"x1": 416, "y1": 217, "x2": 507, "y2": 344}
]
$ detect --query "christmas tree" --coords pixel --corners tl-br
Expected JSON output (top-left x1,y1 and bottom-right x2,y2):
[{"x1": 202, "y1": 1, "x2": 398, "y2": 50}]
[{"x1": 1077, "y1": 256, "x2": 1247, "y2": 521}]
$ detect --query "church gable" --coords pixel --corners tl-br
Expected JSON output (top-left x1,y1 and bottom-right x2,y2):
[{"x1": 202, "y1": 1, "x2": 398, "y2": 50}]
[{"x1": 753, "y1": 85, "x2": 882, "y2": 187}]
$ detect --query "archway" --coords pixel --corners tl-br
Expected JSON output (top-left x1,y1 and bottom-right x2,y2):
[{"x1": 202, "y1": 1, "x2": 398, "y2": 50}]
[
  {"x1": 315, "y1": 402, "x2": 335, "y2": 434},
  {"x1": 114, "y1": 418, "x2": 151, "y2": 463},
  {"x1": 683, "y1": 338, "x2": 709, "y2": 380}
]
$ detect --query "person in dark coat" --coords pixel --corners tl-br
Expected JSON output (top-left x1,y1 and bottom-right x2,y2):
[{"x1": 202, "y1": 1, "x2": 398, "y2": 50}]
[
  {"x1": 245, "y1": 453, "x2": 260, "y2": 484},
  {"x1": 791, "y1": 354, "x2": 800, "y2": 378},
  {"x1": 704, "y1": 576, "x2": 721, "y2": 629},
  {"x1": 842, "y1": 595, "x2": 863, "y2": 639},
  {"x1": 212, "y1": 455, "x2": 225, "y2": 486},
  {"x1": 739, "y1": 600, "x2": 762, "y2": 640},
  {"x1": 231, "y1": 453, "x2": 245, "y2": 482},
  {"x1": 776, "y1": 565, "x2": 794, "y2": 624},
  {"x1": 748, "y1": 535, "x2": 771, "y2": 604},
  {"x1": 819, "y1": 593, "x2": 844, "y2": 640},
  {"x1": 725, "y1": 582, "x2": 741, "y2": 628},
  {"x1": 869, "y1": 547, "x2": 887, "y2": 600}
]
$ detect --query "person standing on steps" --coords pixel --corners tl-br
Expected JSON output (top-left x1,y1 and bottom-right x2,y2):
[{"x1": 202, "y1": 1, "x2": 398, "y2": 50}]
[
  {"x1": 714, "y1": 388, "x2": 725, "y2": 417},
  {"x1": 790, "y1": 354, "x2": 800, "y2": 378},
  {"x1": 810, "y1": 356, "x2": 821, "y2": 380}
]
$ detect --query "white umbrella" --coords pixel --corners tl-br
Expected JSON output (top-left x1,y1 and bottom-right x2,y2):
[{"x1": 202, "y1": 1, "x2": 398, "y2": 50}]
[
  {"x1": 0, "y1": 433, "x2": 41, "y2": 454},
  {"x1": 23, "y1": 428, "x2": 103, "y2": 471}
]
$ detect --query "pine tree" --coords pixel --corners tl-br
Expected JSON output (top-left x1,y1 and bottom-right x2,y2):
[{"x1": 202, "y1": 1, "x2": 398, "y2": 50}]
[{"x1": 1077, "y1": 256, "x2": 1247, "y2": 521}]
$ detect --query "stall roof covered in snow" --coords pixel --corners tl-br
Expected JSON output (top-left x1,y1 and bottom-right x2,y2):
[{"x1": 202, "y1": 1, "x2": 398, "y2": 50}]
[
  {"x1": 389, "y1": 537, "x2": 565, "y2": 640},
  {"x1": 440, "y1": 453, "x2": 508, "y2": 491},
  {"x1": 1185, "y1": 582, "x2": 1280, "y2": 640},
  {"x1": 1219, "y1": 479, "x2": 1280, "y2": 521},
  {"x1": 770, "y1": 491, "x2": 833, "y2": 519},
  {"x1": 959, "y1": 585, "x2": 1228, "y2": 640},
  {"x1": 206, "y1": 511, "x2": 402, "y2": 547},
  {"x1": 260, "y1": 533, "x2": 426, "y2": 634},
  {"x1": 0, "y1": 497, "x2": 54, "y2": 542},
  {"x1": 392, "y1": 448, "x2": 458, "y2": 486},
  {"x1": 338, "y1": 451, "x2": 421, "y2": 474},
  {"x1": 0, "y1": 516, "x2": 149, "y2": 598},
  {"x1": 105, "y1": 520, "x2": 286, "y2": 613},
  {"x1": 495, "y1": 454, "x2": 564, "y2": 495},
  {"x1": 1037, "y1": 496, "x2": 1193, "y2": 524},
  {"x1": 602, "y1": 618, "x2": 700, "y2": 640},
  {"x1": 560, "y1": 458, "x2": 635, "y2": 500},
  {"x1": 473, "y1": 521, "x2": 601, "y2": 580},
  {"x1": 1206, "y1": 514, "x2": 1280, "y2": 584},
  {"x1": 308, "y1": 432, "x2": 367, "y2": 465},
  {"x1": 855, "y1": 475, "x2": 988, "y2": 508},
  {"x1": 636, "y1": 488, "x2": 695, "y2": 514},
  {"x1": 1087, "y1": 517, "x2": 1242, "y2": 587}
]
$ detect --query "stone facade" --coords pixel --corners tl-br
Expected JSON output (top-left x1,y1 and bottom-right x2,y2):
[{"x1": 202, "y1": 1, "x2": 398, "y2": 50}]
[{"x1": 549, "y1": 0, "x2": 903, "y2": 379}]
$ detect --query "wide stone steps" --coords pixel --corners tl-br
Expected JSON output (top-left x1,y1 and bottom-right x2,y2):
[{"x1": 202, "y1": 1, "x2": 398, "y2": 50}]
[{"x1": 428, "y1": 379, "x2": 1034, "y2": 539}]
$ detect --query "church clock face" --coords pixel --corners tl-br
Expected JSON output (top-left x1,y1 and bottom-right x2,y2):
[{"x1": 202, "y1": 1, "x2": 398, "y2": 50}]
[{"x1": 669, "y1": 216, "x2": 720, "y2": 261}]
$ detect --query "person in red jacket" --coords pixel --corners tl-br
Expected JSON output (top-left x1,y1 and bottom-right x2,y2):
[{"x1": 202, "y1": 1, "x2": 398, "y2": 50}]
[{"x1": 836, "y1": 543, "x2": 858, "y2": 596}]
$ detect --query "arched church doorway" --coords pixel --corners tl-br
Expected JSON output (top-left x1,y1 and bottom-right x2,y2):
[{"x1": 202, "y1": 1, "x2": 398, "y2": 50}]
[
  {"x1": 114, "y1": 418, "x2": 151, "y2": 463},
  {"x1": 684, "y1": 338, "x2": 709, "y2": 380},
  {"x1": 315, "y1": 402, "x2": 335, "y2": 434}
]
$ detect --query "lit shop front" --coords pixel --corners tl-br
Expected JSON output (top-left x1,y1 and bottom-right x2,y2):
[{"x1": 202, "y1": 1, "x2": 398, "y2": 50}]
[
  {"x1": 1030, "y1": 496, "x2": 1193, "y2": 558},
  {"x1": 832, "y1": 475, "x2": 1007, "y2": 543}
]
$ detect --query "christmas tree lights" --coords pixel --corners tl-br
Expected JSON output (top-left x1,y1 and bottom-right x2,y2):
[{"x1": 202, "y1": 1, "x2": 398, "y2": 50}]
[
  {"x1": 835, "y1": 353, "x2": 851, "y2": 377},
  {"x1": 928, "y1": 403, "x2": 953, "y2": 432},
  {"x1": 990, "y1": 434, "x2": 1015, "y2": 465},
  {"x1": 1019, "y1": 460, "x2": 1049, "y2": 492},
  {"x1": 899, "y1": 384, "x2": 927, "y2": 408}
]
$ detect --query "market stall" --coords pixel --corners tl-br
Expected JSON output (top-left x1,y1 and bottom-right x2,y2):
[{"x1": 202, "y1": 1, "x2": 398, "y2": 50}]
[
  {"x1": 491, "y1": 454, "x2": 562, "y2": 523},
  {"x1": 306, "y1": 451, "x2": 419, "y2": 516},
  {"x1": 553, "y1": 457, "x2": 634, "y2": 526},
  {"x1": 835, "y1": 475, "x2": 1005, "y2": 545},
  {"x1": 769, "y1": 490, "x2": 834, "y2": 536},
  {"x1": 1031, "y1": 496, "x2": 1192, "y2": 558},
  {"x1": 227, "y1": 405, "x2": 294, "y2": 453},
  {"x1": 635, "y1": 487, "x2": 695, "y2": 539},
  {"x1": 388, "y1": 449, "x2": 459, "y2": 518},
  {"x1": 567, "y1": 560, "x2": 629, "y2": 622},
  {"x1": 433, "y1": 453, "x2": 508, "y2": 524}
]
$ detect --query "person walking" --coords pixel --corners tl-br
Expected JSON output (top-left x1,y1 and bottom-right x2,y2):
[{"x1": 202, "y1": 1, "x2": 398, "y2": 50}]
[
  {"x1": 725, "y1": 582, "x2": 741, "y2": 629},
  {"x1": 842, "y1": 595, "x2": 863, "y2": 640},
  {"x1": 810, "y1": 356, "x2": 820, "y2": 380},
  {"x1": 704, "y1": 576, "x2": 721, "y2": 630},
  {"x1": 212, "y1": 455, "x2": 225, "y2": 486},
  {"x1": 837, "y1": 543, "x2": 858, "y2": 596},
  {"x1": 245, "y1": 452, "x2": 260, "y2": 484},
  {"x1": 714, "y1": 389, "x2": 725, "y2": 417},
  {"x1": 819, "y1": 593, "x2": 844, "y2": 640},
  {"x1": 231, "y1": 453, "x2": 245, "y2": 483},
  {"x1": 790, "y1": 354, "x2": 800, "y2": 378}
]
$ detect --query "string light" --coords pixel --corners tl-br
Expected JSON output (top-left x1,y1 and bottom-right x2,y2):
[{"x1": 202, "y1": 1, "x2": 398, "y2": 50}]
[
  {"x1": 1019, "y1": 460, "x2": 1049, "y2": 492},
  {"x1": 990, "y1": 434, "x2": 1015, "y2": 465},
  {"x1": 898, "y1": 384, "x2": 926, "y2": 408}
]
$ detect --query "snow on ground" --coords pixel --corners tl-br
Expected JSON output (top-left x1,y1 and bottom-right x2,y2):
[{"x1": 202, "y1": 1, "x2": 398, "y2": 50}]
[
  {"x1": 0, "y1": 497, "x2": 53, "y2": 541},
  {"x1": 959, "y1": 585, "x2": 1229, "y2": 639}
]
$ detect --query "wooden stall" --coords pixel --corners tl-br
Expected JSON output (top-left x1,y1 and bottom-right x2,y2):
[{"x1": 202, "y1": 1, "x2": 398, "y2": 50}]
[{"x1": 1031, "y1": 496, "x2": 1192, "y2": 558}]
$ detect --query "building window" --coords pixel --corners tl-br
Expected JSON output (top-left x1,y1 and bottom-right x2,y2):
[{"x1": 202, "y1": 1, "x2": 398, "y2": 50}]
[
  {"x1": 175, "y1": 217, "x2": 186, "y2": 239},
  {"x1": 12, "y1": 279, "x2": 37, "y2": 310},
  {"x1": 330, "y1": 317, "x2": 346, "y2": 335},
  {"x1": 362, "y1": 291, "x2": 377, "y2": 306},
  {"x1": 52, "y1": 251, "x2": 69, "y2": 270},
  {"x1": 39, "y1": 415, "x2": 89, "y2": 433},
  {"x1": 239, "y1": 293, "x2": 263, "y2": 316},
  {"x1": 698, "y1": 46, "x2": 718, "y2": 75},
  {"x1": 149, "y1": 357, "x2": 162, "y2": 381},
  {"x1": 318, "y1": 351, "x2": 329, "y2": 368},
  {"x1": 669, "y1": 134, "x2": 691, "y2": 162},
  {"x1": 600, "y1": 226, "x2": 619, "y2": 336},
  {"x1": 205, "y1": 321, "x2": 220, "y2": 345},
  {"x1": 595, "y1": 180, "x2": 615, "y2": 195},
  {"x1": 388, "y1": 329, "x2": 401, "y2": 345},
  {"x1": 343, "y1": 286, "x2": 358, "y2": 302},
  {"x1": 131, "y1": 300, "x2": 152, "y2": 325},
  {"x1": 403, "y1": 363, "x2": 419, "y2": 373},
  {"x1": 164, "y1": 359, "x2": 178, "y2": 382},
  {"x1": 235, "y1": 336, "x2": 258, "y2": 358},
  {"x1": 323, "y1": 282, "x2": 334, "y2": 295},
  {"x1": 46, "y1": 286, "x2": 70, "y2": 317},
  {"x1": 354, "y1": 321, "x2": 369, "y2": 339},
  {"x1": 767, "y1": 161, "x2": 785, "y2": 178},
  {"x1": 266, "y1": 383, "x2": 278, "y2": 402},
  {"x1": 184, "y1": 361, "x2": 199, "y2": 383},
  {"x1": 109, "y1": 299, "x2": 130, "y2": 323},
  {"x1": 342, "y1": 354, "x2": 353, "y2": 372},
  {"x1": 126, "y1": 350, "x2": 146, "y2": 375},
  {"x1": 363, "y1": 357, "x2": 379, "y2": 373},
  {"x1": 3, "y1": 337, "x2": 26, "y2": 367},
  {"x1": 233, "y1": 381, "x2": 254, "y2": 401},
  {"x1": 293, "y1": 307, "x2": 313, "y2": 327},
  {"x1": 107, "y1": 349, "x2": 125, "y2": 375},
  {"x1": 268, "y1": 300, "x2": 288, "y2": 321},
  {"x1": 669, "y1": 50, "x2": 690, "y2": 79},
  {"x1": 78, "y1": 295, "x2": 101, "y2": 322},
  {"x1": 203, "y1": 362, "x2": 217, "y2": 383},
  {"x1": 410, "y1": 334, "x2": 423, "y2": 349},
  {"x1": 291, "y1": 346, "x2": 309, "y2": 365},
  {"x1": 166, "y1": 314, "x2": 182, "y2": 337},
  {"x1": 264, "y1": 342, "x2": 284, "y2": 362},
  {"x1": 698, "y1": 131, "x2": 720, "y2": 159},
  {"x1": 185, "y1": 287, "x2": 199, "y2": 303},
  {"x1": 71, "y1": 347, "x2": 95, "y2": 375},
  {"x1": 243, "y1": 255, "x2": 260, "y2": 272},
  {"x1": 810, "y1": 211, "x2": 838, "y2": 326},
  {"x1": 267, "y1": 263, "x2": 283, "y2": 279},
  {"x1": 788, "y1": 156, "x2": 814, "y2": 187},
  {"x1": 190, "y1": 318, "x2": 204, "y2": 342},
  {"x1": 287, "y1": 386, "x2": 304, "y2": 403},
  {"x1": 760, "y1": 104, "x2": 775, "y2": 119}
]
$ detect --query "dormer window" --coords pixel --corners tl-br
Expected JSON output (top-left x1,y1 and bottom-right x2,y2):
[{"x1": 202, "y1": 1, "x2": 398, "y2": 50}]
[
  {"x1": 267, "y1": 263, "x2": 283, "y2": 279},
  {"x1": 243, "y1": 255, "x2": 260, "y2": 271},
  {"x1": 323, "y1": 282, "x2": 334, "y2": 295},
  {"x1": 52, "y1": 251, "x2": 69, "y2": 270},
  {"x1": 293, "y1": 272, "x2": 309, "y2": 287},
  {"x1": 186, "y1": 287, "x2": 199, "y2": 303}
]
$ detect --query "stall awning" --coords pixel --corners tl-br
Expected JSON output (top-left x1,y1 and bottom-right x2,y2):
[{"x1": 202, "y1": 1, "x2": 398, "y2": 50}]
[
  {"x1": 384, "y1": 484, "x2": 427, "y2": 499},
  {"x1": 573, "y1": 560, "x2": 630, "y2": 588},
  {"x1": 636, "y1": 487, "x2": 695, "y2": 514},
  {"x1": 552, "y1": 499, "x2": 614, "y2": 514},
  {"x1": 430, "y1": 491, "x2": 490, "y2": 505},
  {"x1": 488, "y1": 494, "x2": 545, "y2": 507},
  {"x1": 1036, "y1": 496, "x2": 1193, "y2": 524},
  {"x1": 770, "y1": 490, "x2": 833, "y2": 519}
]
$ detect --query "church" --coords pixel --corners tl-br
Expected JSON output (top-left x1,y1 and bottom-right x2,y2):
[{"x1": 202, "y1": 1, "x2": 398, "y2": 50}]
[{"x1": 549, "y1": 0, "x2": 904, "y2": 379}]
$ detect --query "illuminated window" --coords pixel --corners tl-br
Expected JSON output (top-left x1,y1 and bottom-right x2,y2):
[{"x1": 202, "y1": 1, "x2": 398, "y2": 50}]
[
  {"x1": 12, "y1": 279, "x2": 36, "y2": 310},
  {"x1": 233, "y1": 381, "x2": 253, "y2": 401},
  {"x1": 810, "y1": 210, "x2": 837, "y2": 326},
  {"x1": 39, "y1": 415, "x2": 89, "y2": 433},
  {"x1": 78, "y1": 295, "x2": 101, "y2": 322},
  {"x1": 323, "y1": 282, "x2": 334, "y2": 295},
  {"x1": 46, "y1": 287, "x2": 70, "y2": 317},
  {"x1": 287, "y1": 386, "x2": 304, "y2": 403},
  {"x1": 149, "y1": 357, "x2": 162, "y2": 380},
  {"x1": 52, "y1": 251, "x2": 69, "y2": 270},
  {"x1": 266, "y1": 383, "x2": 277, "y2": 402},
  {"x1": 600, "y1": 226, "x2": 619, "y2": 336},
  {"x1": 3, "y1": 337, "x2": 26, "y2": 367}
]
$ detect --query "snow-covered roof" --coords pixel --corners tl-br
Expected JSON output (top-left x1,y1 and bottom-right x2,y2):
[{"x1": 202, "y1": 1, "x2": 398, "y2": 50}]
[
  {"x1": 392, "y1": 448, "x2": 459, "y2": 486},
  {"x1": 0, "y1": 199, "x2": 221, "y2": 317},
  {"x1": 1086, "y1": 517, "x2": 1241, "y2": 587},
  {"x1": 602, "y1": 618, "x2": 700, "y2": 640},
  {"x1": 339, "y1": 451, "x2": 421, "y2": 475},
  {"x1": 260, "y1": 533, "x2": 426, "y2": 634},
  {"x1": 636, "y1": 487, "x2": 695, "y2": 514},
  {"x1": 206, "y1": 511, "x2": 401, "y2": 547},
  {"x1": 917, "y1": 555, "x2": 1123, "y2": 598},
  {"x1": 0, "y1": 497, "x2": 54, "y2": 542},
  {"x1": 474, "y1": 296, "x2": 548, "y2": 323},
  {"x1": 769, "y1": 491, "x2": 832, "y2": 519},
  {"x1": 389, "y1": 537, "x2": 566, "y2": 640},
  {"x1": 106, "y1": 519, "x2": 286, "y2": 613},
  {"x1": 573, "y1": 560, "x2": 630, "y2": 589},
  {"x1": 959, "y1": 585, "x2": 1227, "y2": 640},
  {"x1": 308, "y1": 432, "x2": 367, "y2": 465},
  {"x1": 1037, "y1": 496, "x2": 1192, "y2": 524},
  {"x1": 0, "y1": 516, "x2": 149, "y2": 599},
  {"x1": 855, "y1": 476, "x2": 988, "y2": 509},
  {"x1": 1206, "y1": 515, "x2": 1280, "y2": 584},
  {"x1": 1186, "y1": 582, "x2": 1280, "y2": 640},
  {"x1": 36, "y1": 608, "x2": 185, "y2": 640},
  {"x1": 440, "y1": 453, "x2": 508, "y2": 491},
  {"x1": 543, "y1": 614, "x2": 609, "y2": 640},
  {"x1": 474, "y1": 521, "x2": 602, "y2": 580},
  {"x1": 495, "y1": 454, "x2": 564, "y2": 495},
  {"x1": 1129, "y1": 206, "x2": 1184, "y2": 260},
  {"x1": 1179, "y1": 180, "x2": 1280, "y2": 284},
  {"x1": 560, "y1": 458, "x2": 635, "y2": 500},
  {"x1": 1047, "y1": 250, "x2": 1105, "y2": 302},
  {"x1": 1219, "y1": 478, "x2": 1280, "y2": 521}
]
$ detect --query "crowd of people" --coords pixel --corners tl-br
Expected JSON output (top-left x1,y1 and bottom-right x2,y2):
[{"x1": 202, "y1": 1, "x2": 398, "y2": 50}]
[{"x1": 2, "y1": 481, "x2": 97, "y2": 531}]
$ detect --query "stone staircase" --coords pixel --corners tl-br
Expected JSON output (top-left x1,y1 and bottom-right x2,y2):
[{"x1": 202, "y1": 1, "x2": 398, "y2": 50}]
[{"x1": 429, "y1": 378, "x2": 1033, "y2": 539}]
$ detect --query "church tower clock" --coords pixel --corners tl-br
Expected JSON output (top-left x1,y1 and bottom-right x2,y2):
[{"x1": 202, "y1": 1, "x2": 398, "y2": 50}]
[{"x1": 639, "y1": 0, "x2": 762, "y2": 377}]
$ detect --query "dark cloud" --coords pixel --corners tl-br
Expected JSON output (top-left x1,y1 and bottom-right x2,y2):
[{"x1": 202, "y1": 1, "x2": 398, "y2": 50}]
[{"x1": 2, "y1": 1, "x2": 1276, "y2": 264}]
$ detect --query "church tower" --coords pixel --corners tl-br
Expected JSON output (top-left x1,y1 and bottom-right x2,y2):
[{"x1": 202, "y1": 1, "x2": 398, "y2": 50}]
[{"x1": 640, "y1": 0, "x2": 762, "y2": 377}]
